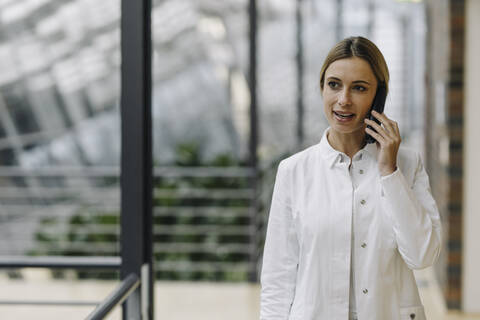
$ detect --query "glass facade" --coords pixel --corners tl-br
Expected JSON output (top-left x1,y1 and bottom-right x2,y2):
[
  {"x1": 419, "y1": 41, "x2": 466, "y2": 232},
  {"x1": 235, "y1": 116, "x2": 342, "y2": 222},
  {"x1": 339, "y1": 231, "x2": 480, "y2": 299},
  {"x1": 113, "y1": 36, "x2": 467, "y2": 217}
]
[
  {"x1": 0, "y1": 0, "x2": 426, "y2": 281},
  {"x1": 0, "y1": 0, "x2": 122, "y2": 281}
]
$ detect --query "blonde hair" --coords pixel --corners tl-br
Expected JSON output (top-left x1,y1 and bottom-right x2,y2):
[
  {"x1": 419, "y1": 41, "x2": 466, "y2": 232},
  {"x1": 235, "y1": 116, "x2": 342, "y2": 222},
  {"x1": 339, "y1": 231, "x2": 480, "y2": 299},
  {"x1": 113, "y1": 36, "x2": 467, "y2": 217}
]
[{"x1": 319, "y1": 36, "x2": 390, "y2": 93}]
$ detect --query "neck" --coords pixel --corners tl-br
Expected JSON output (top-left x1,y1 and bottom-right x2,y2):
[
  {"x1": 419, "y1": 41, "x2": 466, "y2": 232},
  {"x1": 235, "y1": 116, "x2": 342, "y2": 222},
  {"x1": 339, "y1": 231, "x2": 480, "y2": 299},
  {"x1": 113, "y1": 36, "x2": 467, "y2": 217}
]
[{"x1": 327, "y1": 128, "x2": 366, "y2": 159}]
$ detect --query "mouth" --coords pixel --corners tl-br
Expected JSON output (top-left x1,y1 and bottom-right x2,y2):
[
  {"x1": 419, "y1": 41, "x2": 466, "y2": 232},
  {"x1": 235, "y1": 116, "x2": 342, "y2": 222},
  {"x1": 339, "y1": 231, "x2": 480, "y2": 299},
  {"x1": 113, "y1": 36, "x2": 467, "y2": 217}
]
[{"x1": 333, "y1": 111, "x2": 355, "y2": 122}]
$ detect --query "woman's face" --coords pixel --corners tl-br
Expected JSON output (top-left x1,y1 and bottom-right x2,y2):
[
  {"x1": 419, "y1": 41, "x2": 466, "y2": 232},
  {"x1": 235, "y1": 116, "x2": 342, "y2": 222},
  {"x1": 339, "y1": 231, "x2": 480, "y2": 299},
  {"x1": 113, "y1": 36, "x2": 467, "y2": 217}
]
[{"x1": 322, "y1": 57, "x2": 378, "y2": 136}]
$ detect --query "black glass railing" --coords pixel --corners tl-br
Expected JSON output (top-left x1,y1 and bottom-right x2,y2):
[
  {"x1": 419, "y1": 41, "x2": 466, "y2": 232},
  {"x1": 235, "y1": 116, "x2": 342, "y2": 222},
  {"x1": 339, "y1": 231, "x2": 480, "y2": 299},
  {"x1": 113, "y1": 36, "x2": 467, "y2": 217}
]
[{"x1": 86, "y1": 273, "x2": 140, "y2": 320}]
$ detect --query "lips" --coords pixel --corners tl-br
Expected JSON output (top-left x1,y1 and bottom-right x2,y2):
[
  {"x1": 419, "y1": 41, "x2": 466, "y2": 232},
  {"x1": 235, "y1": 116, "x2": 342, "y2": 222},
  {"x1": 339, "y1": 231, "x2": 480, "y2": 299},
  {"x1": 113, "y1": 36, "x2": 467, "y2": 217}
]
[{"x1": 333, "y1": 111, "x2": 355, "y2": 121}]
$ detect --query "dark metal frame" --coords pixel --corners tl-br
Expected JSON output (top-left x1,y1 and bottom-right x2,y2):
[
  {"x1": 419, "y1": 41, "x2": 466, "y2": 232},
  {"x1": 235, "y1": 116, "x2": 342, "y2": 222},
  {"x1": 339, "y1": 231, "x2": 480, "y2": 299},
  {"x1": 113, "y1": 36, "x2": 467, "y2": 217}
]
[
  {"x1": 296, "y1": 0, "x2": 305, "y2": 149},
  {"x1": 0, "y1": 256, "x2": 121, "y2": 307},
  {"x1": 120, "y1": 0, "x2": 153, "y2": 318},
  {"x1": 86, "y1": 273, "x2": 140, "y2": 320},
  {"x1": 0, "y1": 0, "x2": 154, "y2": 318},
  {"x1": 248, "y1": 0, "x2": 258, "y2": 172},
  {"x1": 336, "y1": 0, "x2": 344, "y2": 41},
  {"x1": 0, "y1": 256, "x2": 120, "y2": 269},
  {"x1": 248, "y1": 0, "x2": 260, "y2": 282},
  {"x1": 0, "y1": 0, "x2": 266, "y2": 316}
]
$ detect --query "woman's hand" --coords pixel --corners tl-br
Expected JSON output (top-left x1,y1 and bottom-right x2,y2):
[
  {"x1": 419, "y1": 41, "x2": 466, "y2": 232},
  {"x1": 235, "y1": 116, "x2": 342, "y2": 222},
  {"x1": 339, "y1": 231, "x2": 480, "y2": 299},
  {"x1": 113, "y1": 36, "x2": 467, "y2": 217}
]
[{"x1": 365, "y1": 110, "x2": 401, "y2": 176}]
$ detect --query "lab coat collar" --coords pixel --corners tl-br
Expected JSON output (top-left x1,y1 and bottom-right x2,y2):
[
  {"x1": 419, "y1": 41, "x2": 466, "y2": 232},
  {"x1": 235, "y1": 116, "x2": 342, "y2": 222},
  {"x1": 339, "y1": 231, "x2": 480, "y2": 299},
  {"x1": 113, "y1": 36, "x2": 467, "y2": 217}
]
[{"x1": 318, "y1": 127, "x2": 379, "y2": 169}]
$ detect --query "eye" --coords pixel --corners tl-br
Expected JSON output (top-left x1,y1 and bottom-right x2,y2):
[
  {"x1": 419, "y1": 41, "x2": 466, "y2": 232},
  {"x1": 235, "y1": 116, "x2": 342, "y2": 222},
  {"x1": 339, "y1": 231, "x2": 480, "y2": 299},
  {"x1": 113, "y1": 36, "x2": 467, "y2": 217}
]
[
  {"x1": 353, "y1": 85, "x2": 367, "y2": 92},
  {"x1": 327, "y1": 81, "x2": 340, "y2": 89}
]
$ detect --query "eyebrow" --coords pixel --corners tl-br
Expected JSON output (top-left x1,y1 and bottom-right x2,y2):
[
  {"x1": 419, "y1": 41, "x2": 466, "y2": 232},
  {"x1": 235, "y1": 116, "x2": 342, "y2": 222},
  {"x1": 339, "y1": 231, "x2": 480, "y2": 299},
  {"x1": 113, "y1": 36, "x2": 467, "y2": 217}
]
[{"x1": 326, "y1": 76, "x2": 372, "y2": 85}]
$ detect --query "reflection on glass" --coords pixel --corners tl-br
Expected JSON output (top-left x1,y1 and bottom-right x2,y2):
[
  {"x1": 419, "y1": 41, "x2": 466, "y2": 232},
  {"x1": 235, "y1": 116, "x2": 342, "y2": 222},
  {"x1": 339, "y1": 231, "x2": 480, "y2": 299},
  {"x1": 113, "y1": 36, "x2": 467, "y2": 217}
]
[
  {"x1": 0, "y1": 0, "x2": 427, "y2": 296},
  {"x1": 0, "y1": 0, "x2": 121, "y2": 281}
]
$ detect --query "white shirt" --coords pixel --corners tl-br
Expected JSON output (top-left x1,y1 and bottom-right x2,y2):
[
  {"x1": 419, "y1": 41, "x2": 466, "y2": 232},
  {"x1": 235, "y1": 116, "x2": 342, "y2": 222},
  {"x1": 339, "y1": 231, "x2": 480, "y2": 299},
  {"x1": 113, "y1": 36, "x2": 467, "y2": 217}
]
[{"x1": 260, "y1": 129, "x2": 442, "y2": 320}]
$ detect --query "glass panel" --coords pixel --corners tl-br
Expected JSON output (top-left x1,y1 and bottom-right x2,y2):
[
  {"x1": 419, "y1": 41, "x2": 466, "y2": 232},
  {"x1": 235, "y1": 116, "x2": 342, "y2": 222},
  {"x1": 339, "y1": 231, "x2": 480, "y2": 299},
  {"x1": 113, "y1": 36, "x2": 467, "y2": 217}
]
[
  {"x1": 152, "y1": 0, "x2": 251, "y2": 282},
  {"x1": 302, "y1": 0, "x2": 427, "y2": 152},
  {"x1": 258, "y1": 1, "x2": 298, "y2": 155},
  {"x1": 0, "y1": 0, "x2": 121, "y2": 286},
  {"x1": 303, "y1": 0, "x2": 337, "y2": 146}
]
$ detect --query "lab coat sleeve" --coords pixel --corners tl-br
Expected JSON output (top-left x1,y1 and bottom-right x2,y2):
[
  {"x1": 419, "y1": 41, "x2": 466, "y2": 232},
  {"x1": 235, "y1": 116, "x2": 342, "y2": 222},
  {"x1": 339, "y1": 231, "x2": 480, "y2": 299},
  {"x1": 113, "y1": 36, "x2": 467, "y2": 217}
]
[
  {"x1": 380, "y1": 152, "x2": 442, "y2": 269},
  {"x1": 260, "y1": 161, "x2": 299, "y2": 319}
]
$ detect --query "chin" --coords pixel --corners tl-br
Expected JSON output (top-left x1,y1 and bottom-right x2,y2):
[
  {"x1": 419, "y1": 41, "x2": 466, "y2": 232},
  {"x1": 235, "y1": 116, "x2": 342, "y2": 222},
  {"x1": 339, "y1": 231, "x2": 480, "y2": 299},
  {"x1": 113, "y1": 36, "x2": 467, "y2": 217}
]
[{"x1": 330, "y1": 123, "x2": 365, "y2": 135}]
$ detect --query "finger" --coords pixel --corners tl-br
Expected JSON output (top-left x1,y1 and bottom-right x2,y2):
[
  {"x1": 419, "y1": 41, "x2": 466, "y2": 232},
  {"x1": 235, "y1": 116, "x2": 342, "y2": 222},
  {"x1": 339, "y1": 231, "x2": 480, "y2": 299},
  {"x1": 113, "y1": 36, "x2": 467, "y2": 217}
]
[
  {"x1": 365, "y1": 127, "x2": 387, "y2": 145},
  {"x1": 372, "y1": 111, "x2": 399, "y2": 138},
  {"x1": 365, "y1": 118, "x2": 394, "y2": 140},
  {"x1": 372, "y1": 110, "x2": 390, "y2": 122},
  {"x1": 381, "y1": 117, "x2": 401, "y2": 141},
  {"x1": 391, "y1": 120, "x2": 400, "y2": 136},
  {"x1": 372, "y1": 111, "x2": 395, "y2": 132}
]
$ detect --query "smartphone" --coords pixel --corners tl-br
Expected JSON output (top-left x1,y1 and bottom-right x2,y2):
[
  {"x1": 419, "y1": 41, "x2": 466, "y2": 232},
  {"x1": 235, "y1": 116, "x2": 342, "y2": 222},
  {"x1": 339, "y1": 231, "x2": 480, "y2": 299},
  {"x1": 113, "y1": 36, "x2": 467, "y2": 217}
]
[{"x1": 365, "y1": 85, "x2": 387, "y2": 144}]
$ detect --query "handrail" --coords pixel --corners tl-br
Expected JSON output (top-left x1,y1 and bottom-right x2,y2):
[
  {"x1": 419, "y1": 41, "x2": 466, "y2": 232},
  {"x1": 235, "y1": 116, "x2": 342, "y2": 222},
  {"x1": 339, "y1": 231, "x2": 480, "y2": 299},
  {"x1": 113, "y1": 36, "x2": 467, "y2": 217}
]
[
  {"x1": 86, "y1": 273, "x2": 140, "y2": 320},
  {"x1": 0, "y1": 300, "x2": 99, "y2": 306},
  {"x1": 0, "y1": 256, "x2": 121, "y2": 269},
  {"x1": 0, "y1": 162, "x2": 271, "y2": 285},
  {"x1": 0, "y1": 166, "x2": 255, "y2": 177}
]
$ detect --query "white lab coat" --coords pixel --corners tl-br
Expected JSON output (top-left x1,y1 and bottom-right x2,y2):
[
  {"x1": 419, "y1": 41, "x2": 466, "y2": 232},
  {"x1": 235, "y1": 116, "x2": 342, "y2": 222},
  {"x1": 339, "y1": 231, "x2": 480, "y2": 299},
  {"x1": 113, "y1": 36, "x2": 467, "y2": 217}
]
[{"x1": 260, "y1": 129, "x2": 442, "y2": 320}]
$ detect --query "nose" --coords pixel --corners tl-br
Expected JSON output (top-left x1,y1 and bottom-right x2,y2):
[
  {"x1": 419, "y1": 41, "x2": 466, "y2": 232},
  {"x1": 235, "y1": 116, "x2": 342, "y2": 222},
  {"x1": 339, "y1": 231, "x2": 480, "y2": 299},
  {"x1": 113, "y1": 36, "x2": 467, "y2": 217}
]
[{"x1": 338, "y1": 89, "x2": 352, "y2": 106}]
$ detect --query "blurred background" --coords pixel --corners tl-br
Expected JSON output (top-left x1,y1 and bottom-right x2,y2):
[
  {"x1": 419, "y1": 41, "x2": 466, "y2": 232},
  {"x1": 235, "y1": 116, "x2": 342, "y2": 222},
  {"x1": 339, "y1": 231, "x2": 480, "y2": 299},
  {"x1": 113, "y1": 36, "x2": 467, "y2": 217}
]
[{"x1": 0, "y1": 0, "x2": 478, "y2": 319}]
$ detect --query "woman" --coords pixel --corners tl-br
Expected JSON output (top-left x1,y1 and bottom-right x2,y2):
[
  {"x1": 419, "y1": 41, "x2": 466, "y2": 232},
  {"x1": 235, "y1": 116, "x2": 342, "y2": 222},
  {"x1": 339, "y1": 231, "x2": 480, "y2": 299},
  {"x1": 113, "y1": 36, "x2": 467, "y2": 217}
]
[{"x1": 260, "y1": 36, "x2": 442, "y2": 320}]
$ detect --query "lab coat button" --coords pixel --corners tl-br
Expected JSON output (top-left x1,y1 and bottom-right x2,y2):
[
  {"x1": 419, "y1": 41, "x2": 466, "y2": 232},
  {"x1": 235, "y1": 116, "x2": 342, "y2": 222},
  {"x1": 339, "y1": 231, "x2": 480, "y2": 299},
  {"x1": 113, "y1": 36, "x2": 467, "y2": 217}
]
[
  {"x1": 362, "y1": 289, "x2": 368, "y2": 294},
  {"x1": 360, "y1": 199, "x2": 366, "y2": 205},
  {"x1": 359, "y1": 169, "x2": 364, "y2": 174},
  {"x1": 361, "y1": 242, "x2": 367, "y2": 248},
  {"x1": 410, "y1": 314, "x2": 416, "y2": 319}
]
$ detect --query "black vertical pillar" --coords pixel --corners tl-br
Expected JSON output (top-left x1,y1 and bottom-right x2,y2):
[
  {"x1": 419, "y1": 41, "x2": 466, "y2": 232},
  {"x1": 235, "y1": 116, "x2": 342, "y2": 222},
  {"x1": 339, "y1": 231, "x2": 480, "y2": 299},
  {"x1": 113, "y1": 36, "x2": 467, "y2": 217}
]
[
  {"x1": 335, "y1": 0, "x2": 344, "y2": 41},
  {"x1": 366, "y1": 0, "x2": 375, "y2": 38},
  {"x1": 248, "y1": 0, "x2": 259, "y2": 282},
  {"x1": 120, "y1": 0, "x2": 153, "y2": 319},
  {"x1": 249, "y1": 0, "x2": 258, "y2": 169},
  {"x1": 296, "y1": 0, "x2": 304, "y2": 149}
]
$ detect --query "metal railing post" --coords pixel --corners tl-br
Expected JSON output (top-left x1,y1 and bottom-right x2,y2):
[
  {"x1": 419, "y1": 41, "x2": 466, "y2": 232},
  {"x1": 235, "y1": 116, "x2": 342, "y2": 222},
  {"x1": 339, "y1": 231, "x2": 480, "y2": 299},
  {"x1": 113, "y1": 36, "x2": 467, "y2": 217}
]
[
  {"x1": 86, "y1": 273, "x2": 140, "y2": 320},
  {"x1": 248, "y1": 0, "x2": 259, "y2": 283},
  {"x1": 296, "y1": 0, "x2": 305, "y2": 149},
  {"x1": 120, "y1": 0, "x2": 153, "y2": 318}
]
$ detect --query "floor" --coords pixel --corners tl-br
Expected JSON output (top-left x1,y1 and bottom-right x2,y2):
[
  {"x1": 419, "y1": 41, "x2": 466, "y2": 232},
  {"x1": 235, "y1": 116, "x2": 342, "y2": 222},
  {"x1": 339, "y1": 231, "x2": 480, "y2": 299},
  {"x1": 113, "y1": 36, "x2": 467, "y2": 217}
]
[{"x1": 0, "y1": 267, "x2": 479, "y2": 319}]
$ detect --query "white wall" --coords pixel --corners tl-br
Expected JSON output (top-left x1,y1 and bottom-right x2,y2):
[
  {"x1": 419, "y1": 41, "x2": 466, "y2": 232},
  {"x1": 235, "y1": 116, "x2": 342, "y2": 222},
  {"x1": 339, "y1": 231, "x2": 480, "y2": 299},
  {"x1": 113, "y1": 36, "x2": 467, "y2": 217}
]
[{"x1": 462, "y1": 0, "x2": 480, "y2": 313}]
